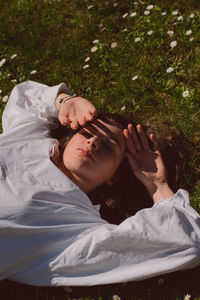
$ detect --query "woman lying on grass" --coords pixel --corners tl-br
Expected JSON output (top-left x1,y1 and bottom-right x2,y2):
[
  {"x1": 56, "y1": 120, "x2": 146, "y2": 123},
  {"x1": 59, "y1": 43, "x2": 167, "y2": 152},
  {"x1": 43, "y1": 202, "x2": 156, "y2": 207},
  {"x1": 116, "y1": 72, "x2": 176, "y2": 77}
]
[{"x1": 0, "y1": 80, "x2": 200, "y2": 286}]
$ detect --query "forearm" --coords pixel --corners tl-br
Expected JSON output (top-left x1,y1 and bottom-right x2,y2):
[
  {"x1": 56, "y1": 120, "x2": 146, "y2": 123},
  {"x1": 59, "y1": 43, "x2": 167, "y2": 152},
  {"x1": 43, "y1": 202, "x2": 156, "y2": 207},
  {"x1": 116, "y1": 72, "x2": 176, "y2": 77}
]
[{"x1": 146, "y1": 182, "x2": 174, "y2": 203}]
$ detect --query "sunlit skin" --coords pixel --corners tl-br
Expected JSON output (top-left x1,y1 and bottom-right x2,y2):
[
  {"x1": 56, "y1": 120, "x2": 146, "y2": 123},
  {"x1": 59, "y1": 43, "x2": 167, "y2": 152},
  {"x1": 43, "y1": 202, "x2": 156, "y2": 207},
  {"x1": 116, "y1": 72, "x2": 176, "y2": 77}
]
[
  {"x1": 59, "y1": 119, "x2": 126, "y2": 194},
  {"x1": 55, "y1": 94, "x2": 174, "y2": 202}
]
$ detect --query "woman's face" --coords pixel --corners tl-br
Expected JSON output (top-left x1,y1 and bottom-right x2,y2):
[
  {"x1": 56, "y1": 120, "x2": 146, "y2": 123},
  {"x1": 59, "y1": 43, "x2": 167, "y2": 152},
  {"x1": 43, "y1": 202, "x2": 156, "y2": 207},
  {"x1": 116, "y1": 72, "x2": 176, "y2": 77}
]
[{"x1": 62, "y1": 119, "x2": 126, "y2": 191}]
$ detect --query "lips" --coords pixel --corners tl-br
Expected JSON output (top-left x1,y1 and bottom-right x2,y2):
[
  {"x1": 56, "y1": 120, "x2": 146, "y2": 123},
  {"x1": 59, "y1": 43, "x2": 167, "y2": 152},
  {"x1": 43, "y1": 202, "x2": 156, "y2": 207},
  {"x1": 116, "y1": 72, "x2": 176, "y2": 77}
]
[{"x1": 76, "y1": 148, "x2": 94, "y2": 161}]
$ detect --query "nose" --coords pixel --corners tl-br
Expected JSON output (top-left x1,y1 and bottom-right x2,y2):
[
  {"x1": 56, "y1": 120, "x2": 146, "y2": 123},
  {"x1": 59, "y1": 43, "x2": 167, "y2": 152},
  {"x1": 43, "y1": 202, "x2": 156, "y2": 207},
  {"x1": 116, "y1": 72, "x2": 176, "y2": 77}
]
[{"x1": 87, "y1": 136, "x2": 101, "y2": 150}]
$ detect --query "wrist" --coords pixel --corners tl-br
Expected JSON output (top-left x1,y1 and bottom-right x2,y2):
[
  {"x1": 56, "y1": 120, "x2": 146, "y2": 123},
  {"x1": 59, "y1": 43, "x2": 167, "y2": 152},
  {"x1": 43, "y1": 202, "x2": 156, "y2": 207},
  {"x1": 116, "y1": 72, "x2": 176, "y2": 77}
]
[
  {"x1": 55, "y1": 93, "x2": 76, "y2": 112},
  {"x1": 147, "y1": 182, "x2": 174, "y2": 204}
]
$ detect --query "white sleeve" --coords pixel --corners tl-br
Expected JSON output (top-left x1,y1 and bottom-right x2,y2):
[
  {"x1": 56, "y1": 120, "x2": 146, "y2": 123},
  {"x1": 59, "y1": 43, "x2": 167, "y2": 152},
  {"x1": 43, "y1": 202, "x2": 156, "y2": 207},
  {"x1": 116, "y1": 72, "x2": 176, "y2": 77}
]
[
  {"x1": 50, "y1": 189, "x2": 200, "y2": 285},
  {"x1": 2, "y1": 80, "x2": 72, "y2": 133}
]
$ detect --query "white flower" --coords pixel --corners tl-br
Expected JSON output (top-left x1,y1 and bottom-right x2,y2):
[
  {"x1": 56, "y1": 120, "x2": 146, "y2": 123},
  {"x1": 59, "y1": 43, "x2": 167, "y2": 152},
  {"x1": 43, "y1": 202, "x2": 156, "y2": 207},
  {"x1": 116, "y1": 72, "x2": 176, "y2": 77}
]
[
  {"x1": 190, "y1": 37, "x2": 194, "y2": 41},
  {"x1": 30, "y1": 69, "x2": 37, "y2": 74},
  {"x1": 111, "y1": 42, "x2": 117, "y2": 48},
  {"x1": 3, "y1": 95, "x2": 8, "y2": 102},
  {"x1": 135, "y1": 37, "x2": 141, "y2": 42},
  {"x1": 0, "y1": 89, "x2": 2, "y2": 94},
  {"x1": 85, "y1": 57, "x2": 90, "y2": 62},
  {"x1": 122, "y1": 28, "x2": 128, "y2": 32},
  {"x1": 166, "y1": 67, "x2": 174, "y2": 73},
  {"x1": 186, "y1": 30, "x2": 192, "y2": 35},
  {"x1": 93, "y1": 39, "x2": 99, "y2": 44},
  {"x1": 147, "y1": 30, "x2": 153, "y2": 35},
  {"x1": 112, "y1": 295, "x2": 121, "y2": 300},
  {"x1": 10, "y1": 79, "x2": 17, "y2": 83},
  {"x1": 87, "y1": 5, "x2": 93, "y2": 9},
  {"x1": 130, "y1": 12, "x2": 137, "y2": 17},
  {"x1": 184, "y1": 294, "x2": 191, "y2": 300},
  {"x1": 144, "y1": 10, "x2": 150, "y2": 15},
  {"x1": 7, "y1": 73, "x2": 10, "y2": 77},
  {"x1": 189, "y1": 13, "x2": 194, "y2": 18},
  {"x1": 167, "y1": 30, "x2": 174, "y2": 37},
  {"x1": 0, "y1": 58, "x2": 6, "y2": 67},
  {"x1": 182, "y1": 90, "x2": 189, "y2": 97},
  {"x1": 146, "y1": 4, "x2": 154, "y2": 10},
  {"x1": 161, "y1": 11, "x2": 167, "y2": 15},
  {"x1": 11, "y1": 54, "x2": 17, "y2": 59},
  {"x1": 177, "y1": 16, "x2": 183, "y2": 21},
  {"x1": 91, "y1": 46, "x2": 97, "y2": 52},
  {"x1": 83, "y1": 64, "x2": 89, "y2": 69},
  {"x1": 121, "y1": 105, "x2": 126, "y2": 111},
  {"x1": 172, "y1": 10, "x2": 178, "y2": 15},
  {"x1": 170, "y1": 40, "x2": 177, "y2": 48},
  {"x1": 122, "y1": 12, "x2": 128, "y2": 18},
  {"x1": 113, "y1": 2, "x2": 118, "y2": 7},
  {"x1": 132, "y1": 75, "x2": 138, "y2": 80},
  {"x1": 134, "y1": 1, "x2": 138, "y2": 5}
]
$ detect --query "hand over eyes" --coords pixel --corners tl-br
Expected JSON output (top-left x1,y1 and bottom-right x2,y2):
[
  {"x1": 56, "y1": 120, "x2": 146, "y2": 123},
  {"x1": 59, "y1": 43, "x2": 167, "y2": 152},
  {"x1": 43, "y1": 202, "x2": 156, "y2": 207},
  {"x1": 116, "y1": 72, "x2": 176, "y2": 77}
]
[{"x1": 123, "y1": 124, "x2": 168, "y2": 191}]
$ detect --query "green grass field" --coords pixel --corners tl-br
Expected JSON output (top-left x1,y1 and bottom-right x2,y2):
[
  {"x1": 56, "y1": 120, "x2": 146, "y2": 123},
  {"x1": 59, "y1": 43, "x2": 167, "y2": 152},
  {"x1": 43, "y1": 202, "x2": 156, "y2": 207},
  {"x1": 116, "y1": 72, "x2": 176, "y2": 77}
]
[{"x1": 0, "y1": 0, "x2": 200, "y2": 299}]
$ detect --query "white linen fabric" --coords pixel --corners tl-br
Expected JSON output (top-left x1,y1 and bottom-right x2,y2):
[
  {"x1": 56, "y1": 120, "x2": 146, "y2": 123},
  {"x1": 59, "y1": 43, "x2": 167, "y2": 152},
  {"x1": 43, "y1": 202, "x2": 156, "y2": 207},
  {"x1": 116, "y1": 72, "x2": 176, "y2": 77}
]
[{"x1": 0, "y1": 81, "x2": 200, "y2": 286}]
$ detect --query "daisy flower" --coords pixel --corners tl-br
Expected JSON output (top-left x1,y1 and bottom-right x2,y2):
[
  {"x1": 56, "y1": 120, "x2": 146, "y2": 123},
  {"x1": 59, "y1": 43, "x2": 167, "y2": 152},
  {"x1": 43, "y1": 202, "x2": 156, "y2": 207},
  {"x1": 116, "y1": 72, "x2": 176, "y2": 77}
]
[
  {"x1": 144, "y1": 10, "x2": 150, "y2": 15},
  {"x1": 189, "y1": 13, "x2": 194, "y2": 18},
  {"x1": 111, "y1": 42, "x2": 117, "y2": 48},
  {"x1": 172, "y1": 10, "x2": 178, "y2": 16},
  {"x1": 84, "y1": 57, "x2": 90, "y2": 62},
  {"x1": 170, "y1": 40, "x2": 177, "y2": 48},
  {"x1": 112, "y1": 295, "x2": 121, "y2": 300},
  {"x1": 91, "y1": 46, "x2": 97, "y2": 52},
  {"x1": 30, "y1": 69, "x2": 37, "y2": 74},
  {"x1": 130, "y1": 12, "x2": 137, "y2": 17},
  {"x1": 7, "y1": 73, "x2": 10, "y2": 77},
  {"x1": 11, "y1": 54, "x2": 17, "y2": 59},
  {"x1": 83, "y1": 64, "x2": 89, "y2": 69},
  {"x1": 135, "y1": 37, "x2": 141, "y2": 42},
  {"x1": 3, "y1": 95, "x2": 8, "y2": 102},
  {"x1": 10, "y1": 79, "x2": 17, "y2": 83},
  {"x1": 113, "y1": 2, "x2": 118, "y2": 7},
  {"x1": 121, "y1": 105, "x2": 126, "y2": 111},
  {"x1": 0, "y1": 58, "x2": 6, "y2": 67},
  {"x1": 167, "y1": 30, "x2": 174, "y2": 36},
  {"x1": 93, "y1": 39, "x2": 99, "y2": 44},
  {"x1": 190, "y1": 37, "x2": 194, "y2": 41},
  {"x1": 147, "y1": 30, "x2": 153, "y2": 35},
  {"x1": 166, "y1": 67, "x2": 174, "y2": 73},
  {"x1": 132, "y1": 75, "x2": 138, "y2": 80},
  {"x1": 87, "y1": 5, "x2": 93, "y2": 9},
  {"x1": 122, "y1": 28, "x2": 128, "y2": 32},
  {"x1": 184, "y1": 294, "x2": 191, "y2": 300},
  {"x1": 177, "y1": 16, "x2": 183, "y2": 21},
  {"x1": 146, "y1": 4, "x2": 154, "y2": 10},
  {"x1": 182, "y1": 90, "x2": 189, "y2": 97},
  {"x1": 0, "y1": 89, "x2": 2, "y2": 94},
  {"x1": 122, "y1": 12, "x2": 128, "y2": 18},
  {"x1": 161, "y1": 12, "x2": 167, "y2": 15},
  {"x1": 186, "y1": 30, "x2": 192, "y2": 35}
]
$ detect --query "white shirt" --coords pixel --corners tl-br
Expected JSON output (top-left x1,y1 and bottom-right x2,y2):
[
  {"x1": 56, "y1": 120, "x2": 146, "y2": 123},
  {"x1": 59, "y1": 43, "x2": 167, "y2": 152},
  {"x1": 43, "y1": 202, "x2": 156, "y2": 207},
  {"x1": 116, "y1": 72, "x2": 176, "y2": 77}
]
[{"x1": 0, "y1": 80, "x2": 200, "y2": 286}]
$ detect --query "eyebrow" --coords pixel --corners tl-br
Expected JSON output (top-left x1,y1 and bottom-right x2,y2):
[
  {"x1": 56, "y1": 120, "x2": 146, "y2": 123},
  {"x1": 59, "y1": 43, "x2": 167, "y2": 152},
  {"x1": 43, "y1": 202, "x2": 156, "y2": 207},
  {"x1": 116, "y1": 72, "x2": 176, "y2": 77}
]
[{"x1": 82, "y1": 124, "x2": 122, "y2": 150}]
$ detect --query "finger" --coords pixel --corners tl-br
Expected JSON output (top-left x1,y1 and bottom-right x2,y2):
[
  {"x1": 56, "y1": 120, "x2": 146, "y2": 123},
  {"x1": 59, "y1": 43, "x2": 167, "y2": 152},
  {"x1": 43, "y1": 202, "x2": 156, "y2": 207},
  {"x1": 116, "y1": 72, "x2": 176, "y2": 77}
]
[
  {"x1": 123, "y1": 129, "x2": 137, "y2": 154},
  {"x1": 78, "y1": 115, "x2": 87, "y2": 127},
  {"x1": 128, "y1": 124, "x2": 142, "y2": 151},
  {"x1": 89, "y1": 107, "x2": 98, "y2": 118},
  {"x1": 70, "y1": 119, "x2": 79, "y2": 130},
  {"x1": 85, "y1": 112, "x2": 95, "y2": 122},
  {"x1": 59, "y1": 114, "x2": 70, "y2": 126},
  {"x1": 150, "y1": 133, "x2": 160, "y2": 153},
  {"x1": 137, "y1": 124, "x2": 151, "y2": 151}
]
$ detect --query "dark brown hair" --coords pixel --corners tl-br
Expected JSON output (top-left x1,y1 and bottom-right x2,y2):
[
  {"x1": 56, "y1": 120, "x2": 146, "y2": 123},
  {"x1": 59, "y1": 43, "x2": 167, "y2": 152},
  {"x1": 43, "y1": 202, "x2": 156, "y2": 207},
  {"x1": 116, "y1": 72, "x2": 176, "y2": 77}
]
[{"x1": 51, "y1": 113, "x2": 186, "y2": 224}]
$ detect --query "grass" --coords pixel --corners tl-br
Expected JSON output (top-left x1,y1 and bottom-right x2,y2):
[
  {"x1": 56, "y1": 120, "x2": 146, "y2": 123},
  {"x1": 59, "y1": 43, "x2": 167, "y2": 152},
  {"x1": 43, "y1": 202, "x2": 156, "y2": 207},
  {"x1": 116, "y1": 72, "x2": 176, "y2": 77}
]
[{"x1": 0, "y1": 0, "x2": 200, "y2": 299}]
